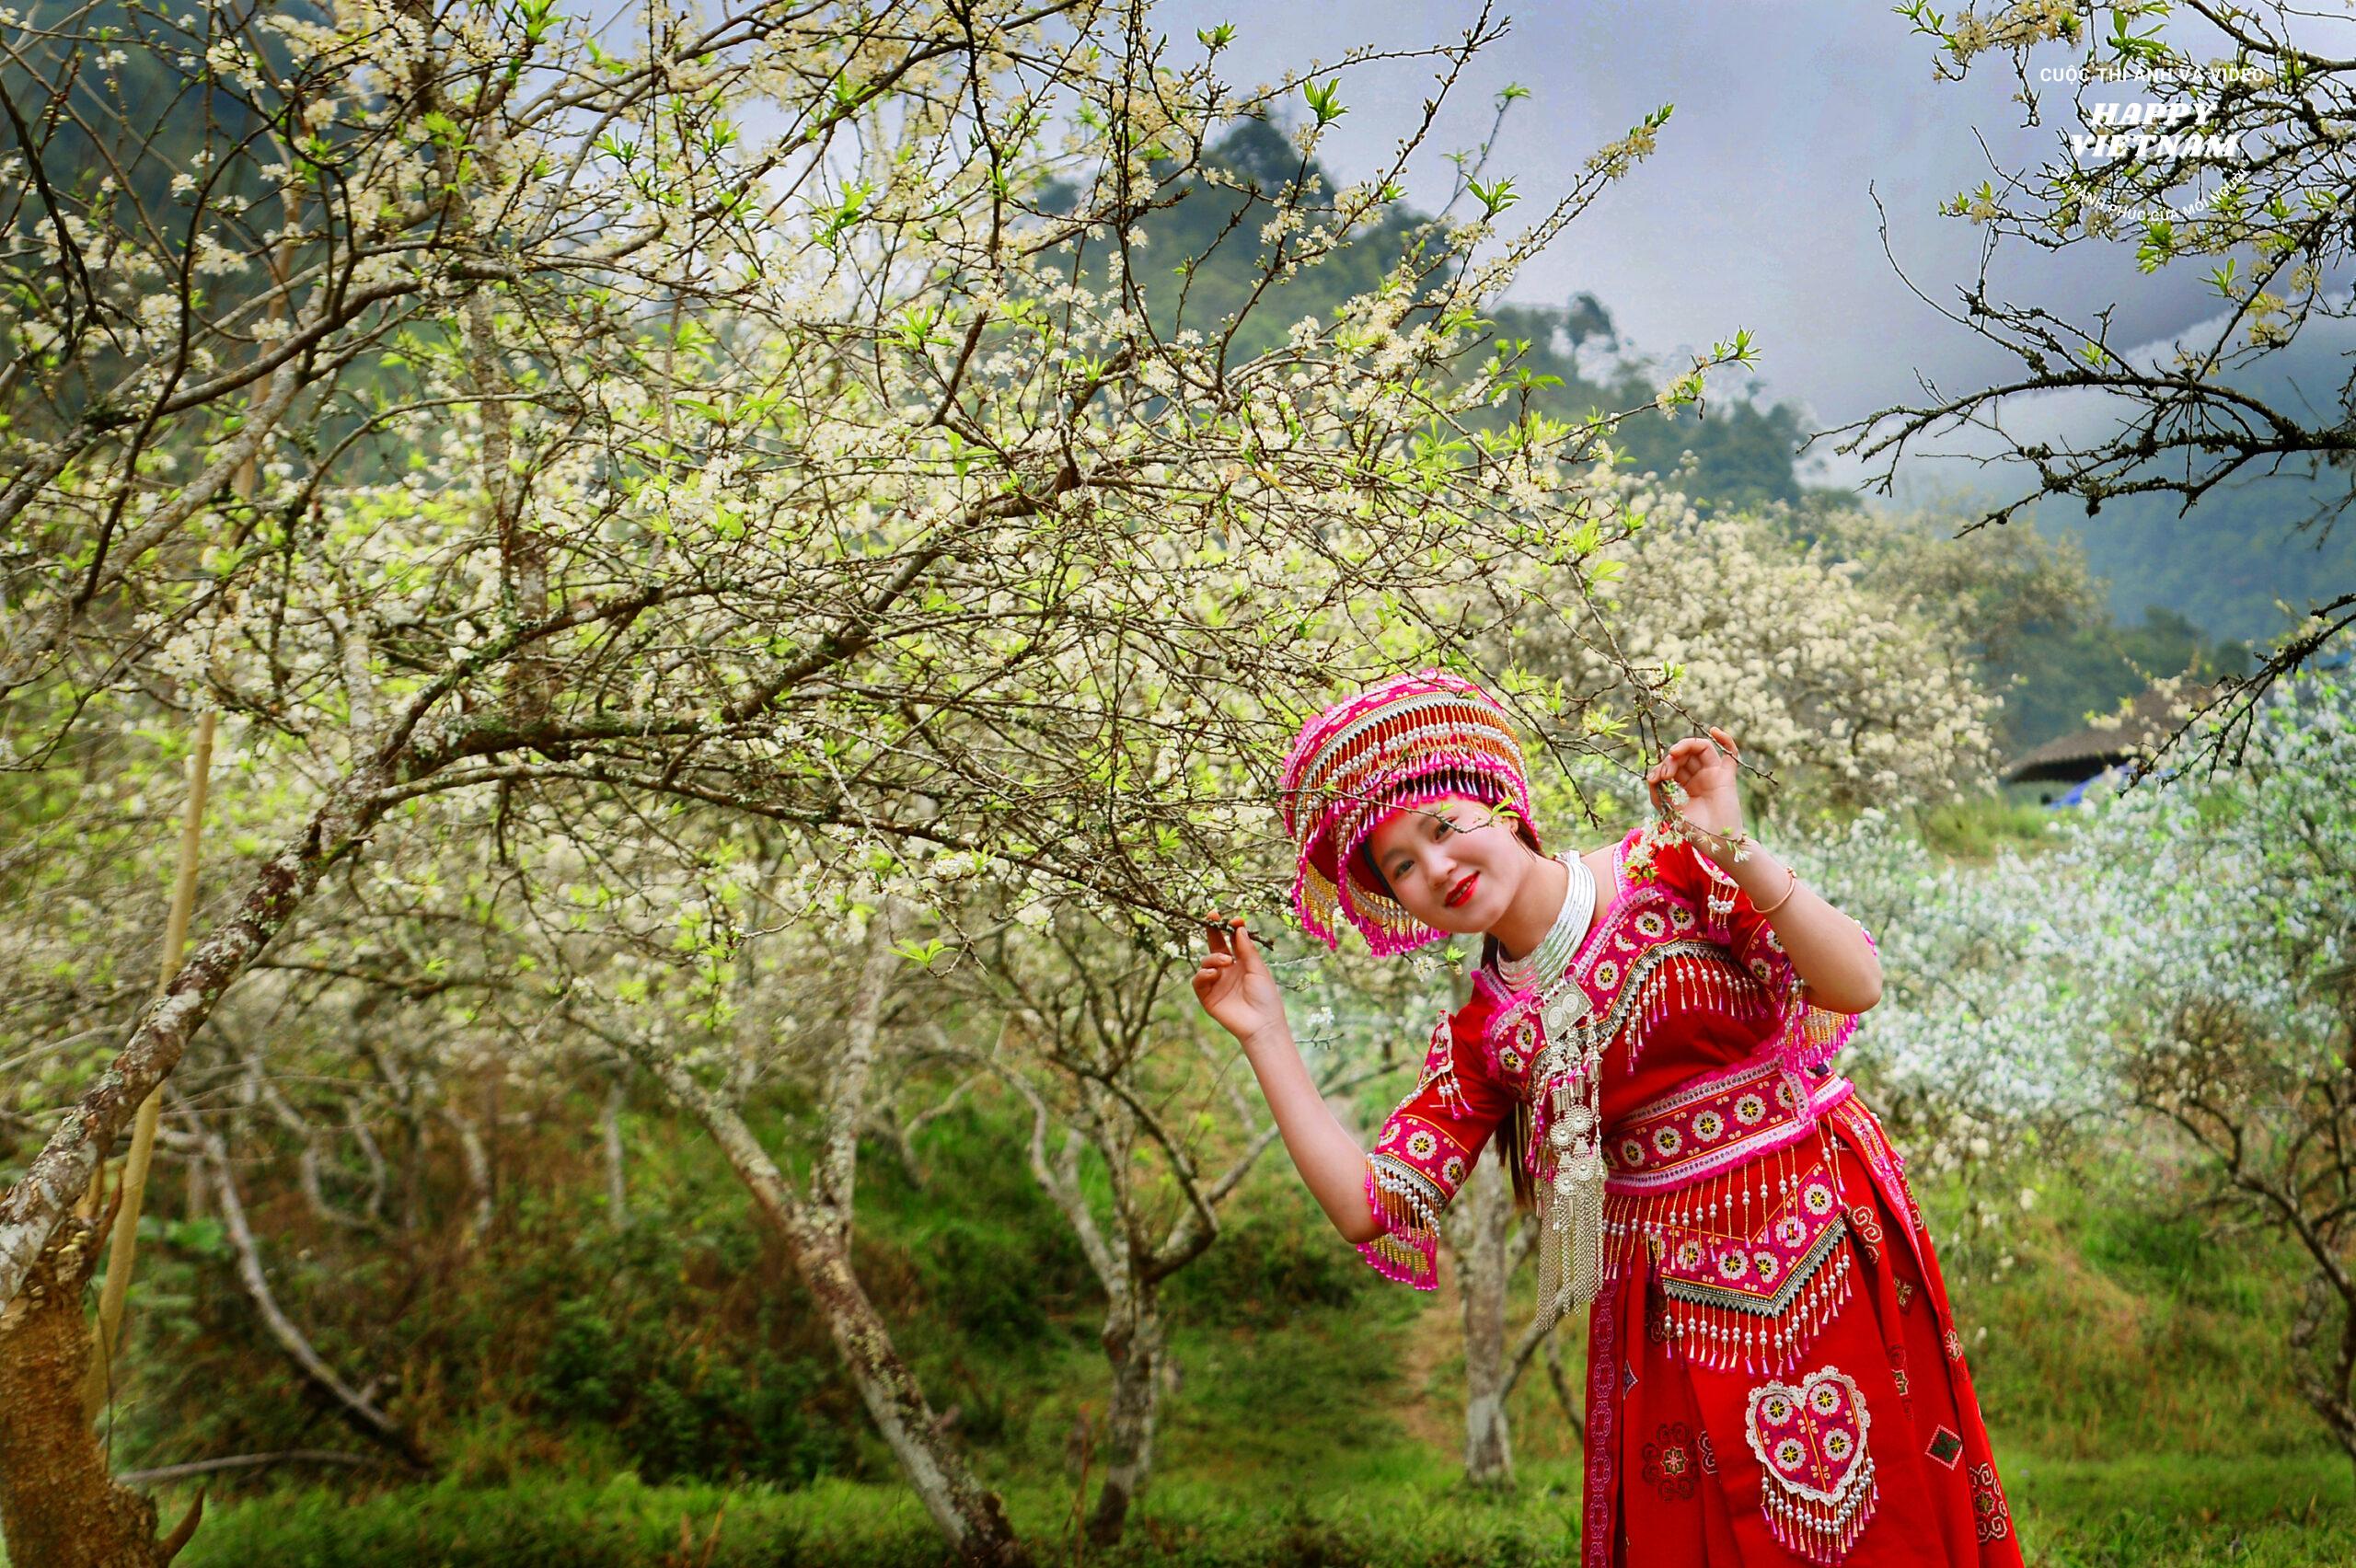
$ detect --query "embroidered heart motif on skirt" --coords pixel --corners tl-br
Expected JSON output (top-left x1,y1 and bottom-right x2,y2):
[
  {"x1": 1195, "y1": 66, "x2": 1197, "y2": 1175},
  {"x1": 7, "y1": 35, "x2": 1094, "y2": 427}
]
[{"x1": 1743, "y1": 1365, "x2": 1878, "y2": 1564}]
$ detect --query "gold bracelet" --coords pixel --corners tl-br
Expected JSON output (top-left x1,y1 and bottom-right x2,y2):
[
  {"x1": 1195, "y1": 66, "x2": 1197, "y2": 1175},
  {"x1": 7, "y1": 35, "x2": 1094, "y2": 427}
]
[{"x1": 1751, "y1": 863, "x2": 1800, "y2": 916}]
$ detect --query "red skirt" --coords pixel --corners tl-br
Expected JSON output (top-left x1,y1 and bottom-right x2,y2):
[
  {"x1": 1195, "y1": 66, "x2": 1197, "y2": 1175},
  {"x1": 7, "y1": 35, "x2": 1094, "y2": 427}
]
[{"x1": 1581, "y1": 1092, "x2": 2022, "y2": 1566}]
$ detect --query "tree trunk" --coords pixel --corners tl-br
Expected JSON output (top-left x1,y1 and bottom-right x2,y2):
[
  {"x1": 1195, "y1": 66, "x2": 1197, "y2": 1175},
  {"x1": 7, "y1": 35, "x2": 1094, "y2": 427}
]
[
  {"x1": 0, "y1": 1210, "x2": 200, "y2": 1568},
  {"x1": 599, "y1": 1075, "x2": 629, "y2": 1230},
  {"x1": 195, "y1": 1113, "x2": 432, "y2": 1472},
  {"x1": 1454, "y1": 1151, "x2": 1516, "y2": 1488},
  {"x1": 638, "y1": 1055, "x2": 1030, "y2": 1567},
  {"x1": 2287, "y1": 1275, "x2": 2356, "y2": 1488},
  {"x1": 1541, "y1": 1322, "x2": 1587, "y2": 1443},
  {"x1": 440, "y1": 1104, "x2": 495, "y2": 1245},
  {"x1": 968, "y1": 993, "x2": 1353, "y2": 1551},
  {"x1": 1086, "y1": 1291, "x2": 1165, "y2": 1545},
  {"x1": 624, "y1": 894, "x2": 1027, "y2": 1568}
]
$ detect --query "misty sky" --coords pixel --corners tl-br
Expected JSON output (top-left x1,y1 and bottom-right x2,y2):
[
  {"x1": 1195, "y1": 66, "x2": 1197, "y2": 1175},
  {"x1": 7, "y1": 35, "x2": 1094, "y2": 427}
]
[{"x1": 1155, "y1": 2, "x2": 2350, "y2": 500}]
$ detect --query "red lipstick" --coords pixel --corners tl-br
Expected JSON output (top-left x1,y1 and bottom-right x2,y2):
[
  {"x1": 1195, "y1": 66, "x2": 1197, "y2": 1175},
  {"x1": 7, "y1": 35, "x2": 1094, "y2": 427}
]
[{"x1": 1444, "y1": 871, "x2": 1478, "y2": 908}]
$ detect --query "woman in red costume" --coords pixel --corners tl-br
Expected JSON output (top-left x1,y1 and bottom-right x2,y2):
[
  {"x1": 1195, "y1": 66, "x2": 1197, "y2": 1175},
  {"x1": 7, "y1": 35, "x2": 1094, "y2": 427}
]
[{"x1": 1194, "y1": 668, "x2": 2021, "y2": 1567}]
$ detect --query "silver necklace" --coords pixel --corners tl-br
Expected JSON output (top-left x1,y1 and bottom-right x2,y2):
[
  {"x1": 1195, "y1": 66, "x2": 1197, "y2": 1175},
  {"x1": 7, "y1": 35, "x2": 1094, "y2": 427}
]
[
  {"x1": 1482, "y1": 847, "x2": 1611, "y2": 1340},
  {"x1": 1492, "y1": 850, "x2": 1596, "y2": 993}
]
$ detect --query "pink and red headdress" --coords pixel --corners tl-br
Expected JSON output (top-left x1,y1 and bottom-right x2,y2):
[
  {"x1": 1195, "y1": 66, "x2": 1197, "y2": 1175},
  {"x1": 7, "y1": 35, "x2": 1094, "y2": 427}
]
[{"x1": 1277, "y1": 667, "x2": 1543, "y2": 955}]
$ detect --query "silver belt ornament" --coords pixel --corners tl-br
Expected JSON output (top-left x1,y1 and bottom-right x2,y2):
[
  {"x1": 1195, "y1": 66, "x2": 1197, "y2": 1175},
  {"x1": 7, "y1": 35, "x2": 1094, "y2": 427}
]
[{"x1": 1530, "y1": 976, "x2": 1606, "y2": 1339}]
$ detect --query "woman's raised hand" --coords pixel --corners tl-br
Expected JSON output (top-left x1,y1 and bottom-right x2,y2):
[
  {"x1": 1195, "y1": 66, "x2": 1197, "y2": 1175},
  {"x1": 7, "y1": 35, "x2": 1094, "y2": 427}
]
[
  {"x1": 1193, "y1": 913, "x2": 1287, "y2": 1051},
  {"x1": 1646, "y1": 724, "x2": 1745, "y2": 836}
]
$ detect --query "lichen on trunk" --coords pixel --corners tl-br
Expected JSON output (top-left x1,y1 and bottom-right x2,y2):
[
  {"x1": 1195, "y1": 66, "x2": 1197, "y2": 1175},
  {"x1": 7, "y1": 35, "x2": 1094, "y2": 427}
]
[{"x1": 0, "y1": 1209, "x2": 201, "y2": 1568}]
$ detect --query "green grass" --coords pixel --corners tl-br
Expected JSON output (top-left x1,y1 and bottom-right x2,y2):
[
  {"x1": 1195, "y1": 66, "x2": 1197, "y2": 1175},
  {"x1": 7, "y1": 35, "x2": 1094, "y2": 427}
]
[
  {"x1": 2003, "y1": 1452, "x2": 2350, "y2": 1564},
  {"x1": 136, "y1": 1447, "x2": 2351, "y2": 1568},
  {"x1": 1939, "y1": 1159, "x2": 2328, "y2": 1463},
  {"x1": 1913, "y1": 792, "x2": 2062, "y2": 860}
]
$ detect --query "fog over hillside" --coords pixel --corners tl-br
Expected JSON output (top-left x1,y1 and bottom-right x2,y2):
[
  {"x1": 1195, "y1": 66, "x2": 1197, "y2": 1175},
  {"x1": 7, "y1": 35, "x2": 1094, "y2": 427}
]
[{"x1": 1161, "y1": 1, "x2": 2356, "y2": 647}]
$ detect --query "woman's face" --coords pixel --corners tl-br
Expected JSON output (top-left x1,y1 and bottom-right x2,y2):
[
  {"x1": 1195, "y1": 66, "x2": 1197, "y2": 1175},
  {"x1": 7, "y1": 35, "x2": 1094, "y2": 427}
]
[{"x1": 1361, "y1": 793, "x2": 1533, "y2": 937}]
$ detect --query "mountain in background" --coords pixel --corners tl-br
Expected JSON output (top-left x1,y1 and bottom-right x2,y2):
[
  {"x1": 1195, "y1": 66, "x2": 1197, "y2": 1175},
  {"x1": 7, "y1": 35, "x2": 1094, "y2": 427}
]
[
  {"x1": 2023, "y1": 310, "x2": 2356, "y2": 649},
  {"x1": 1078, "y1": 119, "x2": 2256, "y2": 756},
  {"x1": 1861, "y1": 303, "x2": 2356, "y2": 662}
]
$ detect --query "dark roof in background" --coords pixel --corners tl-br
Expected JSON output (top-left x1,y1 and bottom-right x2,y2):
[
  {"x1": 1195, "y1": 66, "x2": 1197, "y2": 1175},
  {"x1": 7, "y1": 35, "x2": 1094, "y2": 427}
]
[{"x1": 2001, "y1": 680, "x2": 2229, "y2": 784}]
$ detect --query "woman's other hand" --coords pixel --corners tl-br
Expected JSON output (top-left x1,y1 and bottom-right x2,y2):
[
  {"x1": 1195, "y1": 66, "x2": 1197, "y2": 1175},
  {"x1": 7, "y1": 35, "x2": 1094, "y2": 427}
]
[
  {"x1": 1193, "y1": 913, "x2": 1286, "y2": 1051},
  {"x1": 1646, "y1": 724, "x2": 1745, "y2": 838}
]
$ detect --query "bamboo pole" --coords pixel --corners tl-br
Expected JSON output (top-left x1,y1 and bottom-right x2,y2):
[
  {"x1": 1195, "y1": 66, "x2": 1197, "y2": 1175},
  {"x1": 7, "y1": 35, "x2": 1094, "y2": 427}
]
[
  {"x1": 77, "y1": 236, "x2": 283, "y2": 1420},
  {"x1": 81, "y1": 707, "x2": 217, "y2": 1423}
]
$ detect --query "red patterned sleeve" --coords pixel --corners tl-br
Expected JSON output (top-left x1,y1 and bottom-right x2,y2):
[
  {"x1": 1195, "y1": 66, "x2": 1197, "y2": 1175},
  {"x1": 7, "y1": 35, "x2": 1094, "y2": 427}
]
[
  {"x1": 1637, "y1": 829, "x2": 1877, "y2": 1074},
  {"x1": 1357, "y1": 1007, "x2": 1514, "y2": 1290}
]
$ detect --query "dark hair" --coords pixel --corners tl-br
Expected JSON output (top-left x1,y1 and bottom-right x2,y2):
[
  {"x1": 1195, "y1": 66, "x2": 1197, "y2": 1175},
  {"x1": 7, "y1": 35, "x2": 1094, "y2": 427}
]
[
  {"x1": 1480, "y1": 897, "x2": 1542, "y2": 1217},
  {"x1": 1363, "y1": 786, "x2": 1548, "y2": 1217}
]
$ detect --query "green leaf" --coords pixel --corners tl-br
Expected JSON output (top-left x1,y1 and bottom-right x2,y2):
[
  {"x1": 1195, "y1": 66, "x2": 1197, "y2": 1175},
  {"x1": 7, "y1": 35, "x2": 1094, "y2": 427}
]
[{"x1": 1301, "y1": 76, "x2": 1346, "y2": 126}]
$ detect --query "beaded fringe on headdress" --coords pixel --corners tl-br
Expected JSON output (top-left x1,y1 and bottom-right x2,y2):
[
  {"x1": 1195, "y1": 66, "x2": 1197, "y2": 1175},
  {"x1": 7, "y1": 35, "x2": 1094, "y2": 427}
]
[{"x1": 1277, "y1": 668, "x2": 1540, "y2": 955}]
